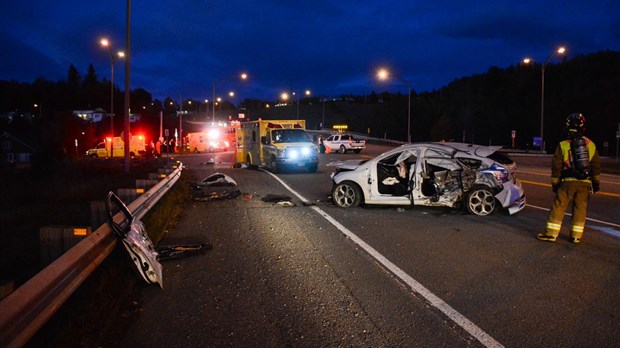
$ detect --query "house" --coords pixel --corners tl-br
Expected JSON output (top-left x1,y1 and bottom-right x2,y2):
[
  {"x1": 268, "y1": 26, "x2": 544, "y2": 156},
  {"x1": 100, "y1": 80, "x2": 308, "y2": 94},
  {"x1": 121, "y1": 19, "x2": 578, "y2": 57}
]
[
  {"x1": 73, "y1": 108, "x2": 107, "y2": 123},
  {"x1": 72, "y1": 108, "x2": 141, "y2": 123},
  {"x1": 0, "y1": 132, "x2": 35, "y2": 167}
]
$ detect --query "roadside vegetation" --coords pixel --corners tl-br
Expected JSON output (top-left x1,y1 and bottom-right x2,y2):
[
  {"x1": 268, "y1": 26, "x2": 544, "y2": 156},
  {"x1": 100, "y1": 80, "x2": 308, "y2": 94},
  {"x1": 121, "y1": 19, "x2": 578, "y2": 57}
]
[{"x1": 13, "y1": 158, "x2": 193, "y2": 347}]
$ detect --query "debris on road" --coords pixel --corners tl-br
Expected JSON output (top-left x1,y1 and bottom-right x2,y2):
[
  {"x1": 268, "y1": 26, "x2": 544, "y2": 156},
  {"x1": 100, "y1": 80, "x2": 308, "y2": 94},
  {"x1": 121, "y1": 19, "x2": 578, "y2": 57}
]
[
  {"x1": 277, "y1": 201, "x2": 296, "y2": 207},
  {"x1": 192, "y1": 172, "x2": 241, "y2": 201},
  {"x1": 261, "y1": 194, "x2": 297, "y2": 207},
  {"x1": 157, "y1": 242, "x2": 213, "y2": 261}
]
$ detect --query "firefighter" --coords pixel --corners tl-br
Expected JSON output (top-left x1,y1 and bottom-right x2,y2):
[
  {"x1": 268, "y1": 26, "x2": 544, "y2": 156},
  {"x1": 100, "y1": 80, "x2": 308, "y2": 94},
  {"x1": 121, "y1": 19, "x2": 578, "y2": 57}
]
[{"x1": 537, "y1": 113, "x2": 601, "y2": 244}]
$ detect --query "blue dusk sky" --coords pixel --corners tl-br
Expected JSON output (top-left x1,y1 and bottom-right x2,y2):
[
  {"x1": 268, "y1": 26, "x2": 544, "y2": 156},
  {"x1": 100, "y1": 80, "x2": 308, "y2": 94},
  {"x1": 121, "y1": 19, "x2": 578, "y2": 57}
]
[{"x1": 1, "y1": 0, "x2": 618, "y2": 102}]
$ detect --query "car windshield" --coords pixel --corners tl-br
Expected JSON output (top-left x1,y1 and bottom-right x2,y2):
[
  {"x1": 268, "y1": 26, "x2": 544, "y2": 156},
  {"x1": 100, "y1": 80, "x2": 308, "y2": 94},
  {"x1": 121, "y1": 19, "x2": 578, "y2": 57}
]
[{"x1": 272, "y1": 129, "x2": 310, "y2": 143}]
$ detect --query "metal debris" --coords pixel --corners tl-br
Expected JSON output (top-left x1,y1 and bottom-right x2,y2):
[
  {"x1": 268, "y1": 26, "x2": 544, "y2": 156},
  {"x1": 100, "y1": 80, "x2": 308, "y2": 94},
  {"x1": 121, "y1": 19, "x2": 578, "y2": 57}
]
[{"x1": 192, "y1": 173, "x2": 241, "y2": 201}]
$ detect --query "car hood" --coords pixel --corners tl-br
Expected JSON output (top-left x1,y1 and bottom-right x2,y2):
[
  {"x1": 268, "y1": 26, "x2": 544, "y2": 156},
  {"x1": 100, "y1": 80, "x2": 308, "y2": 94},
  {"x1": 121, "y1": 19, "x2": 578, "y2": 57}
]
[{"x1": 326, "y1": 159, "x2": 368, "y2": 170}]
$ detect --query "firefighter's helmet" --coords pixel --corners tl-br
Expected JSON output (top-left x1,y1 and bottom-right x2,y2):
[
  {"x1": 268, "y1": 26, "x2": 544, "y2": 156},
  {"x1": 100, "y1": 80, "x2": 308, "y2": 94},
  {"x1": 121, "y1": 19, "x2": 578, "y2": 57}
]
[{"x1": 566, "y1": 113, "x2": 586, "y2": 135}]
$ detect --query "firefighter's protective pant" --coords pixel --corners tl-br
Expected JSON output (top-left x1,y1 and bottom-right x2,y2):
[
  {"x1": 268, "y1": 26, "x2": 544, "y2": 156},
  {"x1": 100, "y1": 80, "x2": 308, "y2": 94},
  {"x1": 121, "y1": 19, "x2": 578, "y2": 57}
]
[{"x1": 546, "y1": 181, "x2": 591, "y2": 239}]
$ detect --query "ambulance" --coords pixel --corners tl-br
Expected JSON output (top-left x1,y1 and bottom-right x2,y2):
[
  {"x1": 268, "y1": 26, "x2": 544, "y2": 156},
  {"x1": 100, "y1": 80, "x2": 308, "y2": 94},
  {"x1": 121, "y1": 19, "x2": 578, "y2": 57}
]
[
  {"x1": 236, "y1": 120, "x2": 319, "y2": 173},
  {"x1": 86, "y1": 134, "x2": 146, "y2": 158},
  {"x1": 186, "y1": 122, "x2": 240, "y2": 153}
]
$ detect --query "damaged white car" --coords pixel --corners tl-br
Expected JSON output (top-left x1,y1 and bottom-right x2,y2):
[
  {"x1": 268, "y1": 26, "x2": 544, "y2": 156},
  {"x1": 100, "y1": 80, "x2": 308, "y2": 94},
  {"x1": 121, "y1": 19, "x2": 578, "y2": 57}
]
[{"x1": 328, "y1": 142, "x2": 526, "y2": 216}]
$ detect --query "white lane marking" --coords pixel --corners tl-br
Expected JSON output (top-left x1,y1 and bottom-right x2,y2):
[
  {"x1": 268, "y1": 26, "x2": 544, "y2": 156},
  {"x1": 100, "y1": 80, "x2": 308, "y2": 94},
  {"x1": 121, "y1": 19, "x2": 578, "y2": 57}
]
[
  {"x1": 264, "y1": 170, "x2": 504, "y2": 348},
  {"x1": 519, "y1": 170, "x2": 620, "y2": 185},
  {"x1": 526, "y1": 204, "x2": 620, "y2": 234}
]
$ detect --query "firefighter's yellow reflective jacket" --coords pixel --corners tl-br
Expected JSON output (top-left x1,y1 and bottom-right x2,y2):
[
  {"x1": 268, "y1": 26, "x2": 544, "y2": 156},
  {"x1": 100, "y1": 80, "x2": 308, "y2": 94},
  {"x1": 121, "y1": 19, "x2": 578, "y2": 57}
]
[{"x1": 550, "y1": 136, "x2": 600, "y2": 185}]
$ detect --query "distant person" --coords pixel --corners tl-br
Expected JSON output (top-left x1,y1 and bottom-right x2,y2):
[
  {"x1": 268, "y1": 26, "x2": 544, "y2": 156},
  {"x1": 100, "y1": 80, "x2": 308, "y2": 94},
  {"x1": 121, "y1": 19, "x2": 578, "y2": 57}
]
[{"x1": 537, "y1": 113, "x2": 601, "y2": 244}]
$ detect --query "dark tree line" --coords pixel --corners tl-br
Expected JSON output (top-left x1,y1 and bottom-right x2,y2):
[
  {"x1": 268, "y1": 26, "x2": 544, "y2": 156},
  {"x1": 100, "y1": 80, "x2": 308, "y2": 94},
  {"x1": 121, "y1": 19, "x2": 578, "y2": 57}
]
[
  {"x1": 1, "y1": 50, "x2": 618, "y2": 171},
  {"x1": 378, "y1": 50, "x2": 619, "y2": 153}
]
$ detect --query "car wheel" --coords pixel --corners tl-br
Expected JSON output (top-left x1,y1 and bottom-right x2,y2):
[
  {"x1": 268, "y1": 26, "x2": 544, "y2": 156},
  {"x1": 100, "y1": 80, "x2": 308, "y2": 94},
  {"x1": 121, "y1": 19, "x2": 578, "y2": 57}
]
[
  {"x1": 269, "y1": 156, "x2": 280, "y2": 173},
  {"x1": 245, "y1": 155, "x2": 256, "y2": 170},
  {"x1": 339, "y1": 145, "x2": 347, "y2": 154},
  {"x1": 332, "y1": 181, "x2": 362, "y2": 208},
  {"x1": 465, "y1": 186, "x2": 496, "y2": 216}
]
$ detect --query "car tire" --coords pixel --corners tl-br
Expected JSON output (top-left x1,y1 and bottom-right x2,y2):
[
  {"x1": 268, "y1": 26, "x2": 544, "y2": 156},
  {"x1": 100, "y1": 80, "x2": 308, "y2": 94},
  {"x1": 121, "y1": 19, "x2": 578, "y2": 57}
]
[
  {"x1": 245, "y1": 155, "x2": 256, "y2": 170},
  {"x1": 339, "y1": 145, "x2": 347, "y2": 154},
  {"x1": 332, "y1": 181, "x2": 362, "y2": 208},
  {"x1": 465, "y1": 185, "x2": 497, "y2": 216},
  {"x1": 269, "y1": 156, "x2": 280, "y2": 173}
]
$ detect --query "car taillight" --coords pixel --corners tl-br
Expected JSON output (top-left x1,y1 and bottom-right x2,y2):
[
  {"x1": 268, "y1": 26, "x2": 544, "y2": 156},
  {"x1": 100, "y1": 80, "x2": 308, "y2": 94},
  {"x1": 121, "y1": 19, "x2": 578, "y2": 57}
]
[{"x1": 489, "y1": 164, "x2": 510, "y2": 183}]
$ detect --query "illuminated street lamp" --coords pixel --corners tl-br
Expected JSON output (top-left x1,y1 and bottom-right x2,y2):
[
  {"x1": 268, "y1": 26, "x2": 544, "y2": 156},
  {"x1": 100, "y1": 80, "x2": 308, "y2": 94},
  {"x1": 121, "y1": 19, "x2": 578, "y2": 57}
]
[
  {"x1": 213, "y1": 72, "x2": 248, "y2": 122},
  {"x1": 100, "y1": 38, "x2": 125, "y2": 157},
  {"x1": 377, "y1": 68, "x2": 412, "y2": 143},
  {"x1": 280, "y1": 89, "x2": 310, "y2": 119},
  {"x1": 33, "y1": 104, "x2": 42, "y2": 117},
  {"x1": 523, "y1": 46, "x2": 566, "y2": 151}
]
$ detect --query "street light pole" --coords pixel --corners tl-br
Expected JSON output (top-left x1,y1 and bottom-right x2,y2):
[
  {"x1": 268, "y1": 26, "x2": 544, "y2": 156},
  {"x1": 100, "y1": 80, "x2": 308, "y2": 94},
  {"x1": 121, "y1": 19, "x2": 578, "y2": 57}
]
[
  {"x1": 539, "y1": 46, "x2": 566, "y2": 152},
  {"x1": 212, "y1": 73, "x2": 248, "y2": 123},
  {"x1": 212, "y1": 82, "x2": 216, "y2": 122},
  {"x1": 100, "y1": 39, "x2": 125, "y2": 157},
  {"x1": 296, "y1": 92, "x2": 300, "y2": 120},
  {"x1": 407, "y1": 82, "x2": 411, "y2": 143},
  {"x1": 292, "y1": 89, "x2": 310, "y2": 120},
  {"x1": 377, "y1": 68, "x2": 413, "y2": 143},
  {"x1": 123, "y1": 0, "x2": 132, "y2": 173}
]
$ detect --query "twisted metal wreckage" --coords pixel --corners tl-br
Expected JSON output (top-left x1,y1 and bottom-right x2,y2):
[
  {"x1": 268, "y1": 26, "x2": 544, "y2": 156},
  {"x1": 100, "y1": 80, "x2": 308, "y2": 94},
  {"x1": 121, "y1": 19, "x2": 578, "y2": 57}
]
[
  {"x1": 106, "y1": 192, "x2": 209, "y2": 288},
  {"x1": 105, "y1": 172, "x2": 300, "y2": 287}
]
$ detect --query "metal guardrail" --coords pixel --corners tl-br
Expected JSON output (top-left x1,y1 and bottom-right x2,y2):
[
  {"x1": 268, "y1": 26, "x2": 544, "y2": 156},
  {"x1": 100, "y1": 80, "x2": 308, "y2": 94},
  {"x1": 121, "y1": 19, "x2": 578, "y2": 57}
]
[{"x1": 0, "y1": 162, "x2": 184, "y2": 348}]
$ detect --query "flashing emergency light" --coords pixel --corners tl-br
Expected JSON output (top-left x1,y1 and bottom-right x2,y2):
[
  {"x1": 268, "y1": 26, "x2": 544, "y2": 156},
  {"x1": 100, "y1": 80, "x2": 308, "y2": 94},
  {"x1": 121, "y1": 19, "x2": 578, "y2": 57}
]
[{"x1": 207, "y1": 128, "x2": 220, "y2": 139}]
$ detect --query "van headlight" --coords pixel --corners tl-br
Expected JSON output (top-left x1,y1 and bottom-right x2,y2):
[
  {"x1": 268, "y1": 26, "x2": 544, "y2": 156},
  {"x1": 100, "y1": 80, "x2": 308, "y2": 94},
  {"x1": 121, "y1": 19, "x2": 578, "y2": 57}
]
[
  {"x1": 281, "y1": 146, "x2": 316, "y2": 159},
  {"x1": 288, "y1": 148, "x2": 299, "y2": 159}
]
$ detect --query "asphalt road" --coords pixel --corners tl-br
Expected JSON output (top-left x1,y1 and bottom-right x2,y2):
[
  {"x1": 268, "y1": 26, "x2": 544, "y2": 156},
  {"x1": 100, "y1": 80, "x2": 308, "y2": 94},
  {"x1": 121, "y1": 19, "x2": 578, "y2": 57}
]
[{"x1": 119, "y1": 146, "x2": 620, "y2": 347}]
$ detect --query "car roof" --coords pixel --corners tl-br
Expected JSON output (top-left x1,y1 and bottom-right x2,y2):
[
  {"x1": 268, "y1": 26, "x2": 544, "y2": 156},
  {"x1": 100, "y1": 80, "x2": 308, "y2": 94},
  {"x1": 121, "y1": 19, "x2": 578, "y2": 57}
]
[{"x1": 397, "y1": 142, "x2": 502, "y2": 158}]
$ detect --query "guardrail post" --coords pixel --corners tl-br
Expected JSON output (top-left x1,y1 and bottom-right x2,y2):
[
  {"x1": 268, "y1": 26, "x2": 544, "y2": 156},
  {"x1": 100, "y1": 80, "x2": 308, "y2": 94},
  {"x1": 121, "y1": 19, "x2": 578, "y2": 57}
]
[
  {"x1": 39, "y1": 226, "x2": 91, "y2": 266},
  {"x1": 136, "y1": 179, "x2": 158, "y2": 190},
  {"x1": 117, "y1": 188, "x2": 139, "y2": 204},
  {"x1": 90, "y1": 201, "x2": 106, "y2": 230},
  {"x1": 0, "y1": 163, "x2": 183, "y2": 347}
]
